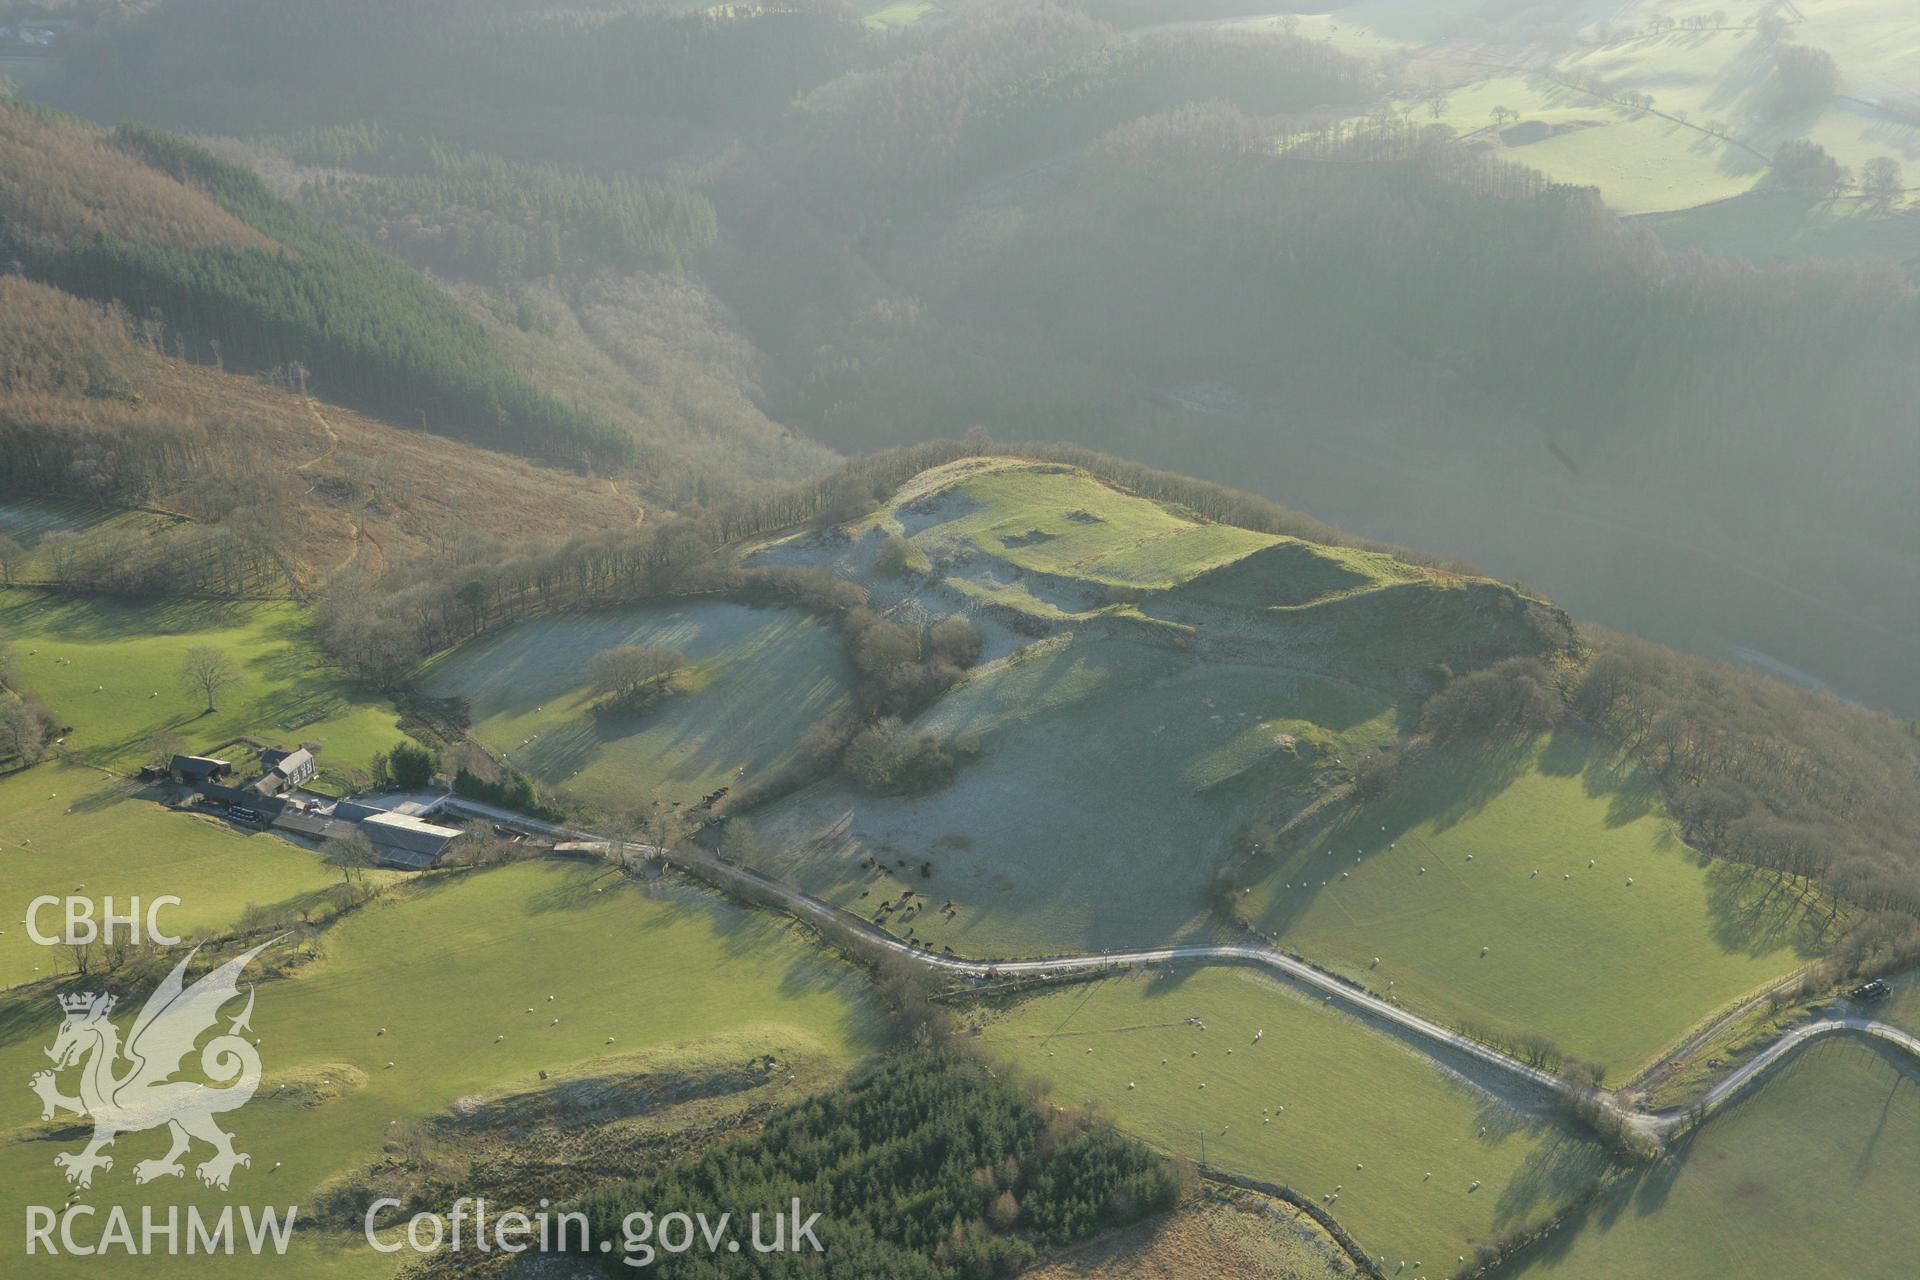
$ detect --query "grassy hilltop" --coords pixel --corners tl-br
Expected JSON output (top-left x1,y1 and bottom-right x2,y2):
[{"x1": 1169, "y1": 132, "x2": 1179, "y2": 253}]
[
  {"x1": 403, "y1": 451, "x2": 1840, "y2": 1075},
  {"x1": 651, "y1": 458, "x2": 1822, "y2": 1072}
]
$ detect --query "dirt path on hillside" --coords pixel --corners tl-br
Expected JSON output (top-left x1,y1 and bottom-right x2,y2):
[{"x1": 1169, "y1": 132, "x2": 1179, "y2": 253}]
[{"x1": 297, "y1": 397, "x2": 340, "y2": 471}]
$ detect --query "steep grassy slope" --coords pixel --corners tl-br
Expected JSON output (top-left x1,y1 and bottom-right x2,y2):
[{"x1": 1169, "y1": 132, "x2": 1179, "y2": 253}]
[
  {"x1": 1496, "y1": 1035, "x2": 1920, "y2": 1280},
  {"x1": 1242, "y1": 735, "x2": 1827, "y2": 1074},
  {"x1": 984, "y1": 967, "x2": 1609, "y2": 1273},
  {"x1": 0, "y1": 860, "x2": 883, "y2": 1276},
  {"x1": 420, "y1": 600, "x2": 854, "y2": 812},
  {"x1": 762, "y1": 631, "x2": 1398, "y2": 955},
  {"x1": 750, "y1": 458, "x2": 1568, "y2": 956}
]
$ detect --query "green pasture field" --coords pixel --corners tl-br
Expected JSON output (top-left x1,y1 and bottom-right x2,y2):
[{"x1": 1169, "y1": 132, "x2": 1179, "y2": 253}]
[
  {"x1": 0, "y1": 859, "x2": 883, "y2": 1275},
  {"x1": 1418, "y1": 71, "x2": 1761, "y2": 214},
  {"x1": 0, "y1": 590, "x2": 404, "y2": 787},
  {"x1": 1244, "y1": 733, "x2": 1827, "y2": 1075},
  {"x1": 419, "y1": 600, "x2": 852, "y2": 812},
  {"x1": 0, "y1": 761, "x2": 346, "y2": 990},
  {"x1": 1496, "y1": 1034, "x2": 1920, "y2": 1279},
  {"x1": 891, "y1": 459, "x2": 1281, "y2": 590},
  {"x1": 1566, "y1": 12, "x2": 1917, "y2": 186},
  {"x1": 982, "y1": 967, "x2": 1610, "y2": 1272},
  {"x1": 756, "y1": 630, "x2": 1398, "y2": 958}
]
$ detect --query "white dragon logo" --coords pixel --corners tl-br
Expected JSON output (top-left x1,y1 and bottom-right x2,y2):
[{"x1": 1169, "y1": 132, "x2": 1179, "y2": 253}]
[{"x1": 28, "y1": 939, "x2": 274, "y2": 1191}]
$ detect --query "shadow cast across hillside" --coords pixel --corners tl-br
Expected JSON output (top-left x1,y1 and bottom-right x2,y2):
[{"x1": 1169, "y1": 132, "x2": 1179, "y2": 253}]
[
  {"x1": 1252, "y1": 724, "x2": 1822, "y2": 969},
  {"x1": 1536, "y1": 728, "x2": 1660, "y2": 830},
  {"x1": 0, "y1": 592, "x2": 260, "y2": 643},
  {"x1": 1701, "y1": 860, "x2": 1832, "y2": 959}
]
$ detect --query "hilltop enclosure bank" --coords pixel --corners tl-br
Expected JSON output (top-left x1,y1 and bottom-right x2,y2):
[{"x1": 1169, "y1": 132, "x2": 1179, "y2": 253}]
[{"x1": 24, "y1": 1204, "x2": 297, "y2": 1256}]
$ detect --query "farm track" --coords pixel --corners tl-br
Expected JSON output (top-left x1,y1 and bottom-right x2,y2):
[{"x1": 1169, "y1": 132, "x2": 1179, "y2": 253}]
[
  {"x1": 442, "y1": 798, "x2": 1920, "y2": 1142},
  {"x1": 297, "y1": 397, "x2": 340, "y2": 471}
]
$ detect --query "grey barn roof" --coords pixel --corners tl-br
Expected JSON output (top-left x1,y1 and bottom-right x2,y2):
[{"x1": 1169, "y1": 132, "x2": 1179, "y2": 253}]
[
  {"x1": 360, "y1": 811, "x2": 462, "y2": 858},
  {"x1": 271, "y1": 810, "x2": 353, "y2": 841},
  {"x1": 269, "y1": 747, "x2": 315, "y2": 778},
  {"x1": 373, "y1": 847, "x2": 438, "y2": 871}
]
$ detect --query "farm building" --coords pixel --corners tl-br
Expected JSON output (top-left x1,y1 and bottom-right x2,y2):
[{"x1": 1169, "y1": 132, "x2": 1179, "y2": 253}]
[
  {"x1": 360, "y1": 811, "x2": 463, "y2": 870},
  {"x1": 170, "y1": 755, "x2": 233, "y2": 786},
  {"x1": 270, "y1": 809, "x2": 355, "y2": 841},
  {"x1": 254, "y1": 746, "x2": 317, "y2": 795}
]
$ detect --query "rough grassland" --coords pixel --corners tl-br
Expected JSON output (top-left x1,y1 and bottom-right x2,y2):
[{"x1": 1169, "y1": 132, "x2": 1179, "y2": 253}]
[
  {"x1": 0, "y1": 860, "x2": 882, "y2": 1275},
  {"x1": 757, "y1": 632, "x2": 1396, "y2": 957},
  {"x1": 1025, "y1": 1192, "x2": 1352, "y2": 1279},
  {"x1": 1497, "y1": 1035, "x2": 1920, "y2": 1279},
  {"x1": 0, "y1": 590, "x2": 404, "y2": 786},
  {"x1": 982, "y1": 968, "x2": 1609, "y2": 1272},
  {"x1": 0, "y1": 762, "x2": 343, "y2": 990},
  {"x1": 1245, "y1": 733, "x2": 1825, "y2": 1074},
  {"x1": 420, "y1": 600, "x2": 852, "y2": 811}
]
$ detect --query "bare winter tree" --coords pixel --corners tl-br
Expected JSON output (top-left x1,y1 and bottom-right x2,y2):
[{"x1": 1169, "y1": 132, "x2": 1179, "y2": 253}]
[
  {"x1": 146, "y1": 728, "x2": 186, "y2": 769},
  {"x1": 177, "y1": 645, "x2": 242, "y2": 713},
  {"x1": 1862, "y1": 156, "x2": 1906, "y2": 213},
  {"x1": 0, "y1": 532, "x2": 24, "y2": 585}
]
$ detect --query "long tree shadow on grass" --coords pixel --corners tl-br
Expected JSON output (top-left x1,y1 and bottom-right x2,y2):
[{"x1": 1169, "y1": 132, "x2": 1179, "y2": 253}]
[
  {"x1": 1488, "y1": 1126, "x2": 1616, "y2": 1236},
  {"x1": 1536, "y1": 727, "x2": 1661, "y2": 829},
  {"x1": 1701, "y1": 860, "x2": 1829, "y2": 959},
  {"x1": 0, "y1": 592, "x2": 254, "y2": 643}
]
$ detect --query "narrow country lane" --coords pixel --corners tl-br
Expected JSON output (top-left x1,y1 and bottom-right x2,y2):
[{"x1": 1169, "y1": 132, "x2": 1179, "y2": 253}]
[{"x1": 438, "y1": 797, "x2": 1919, "y2": 1140}]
